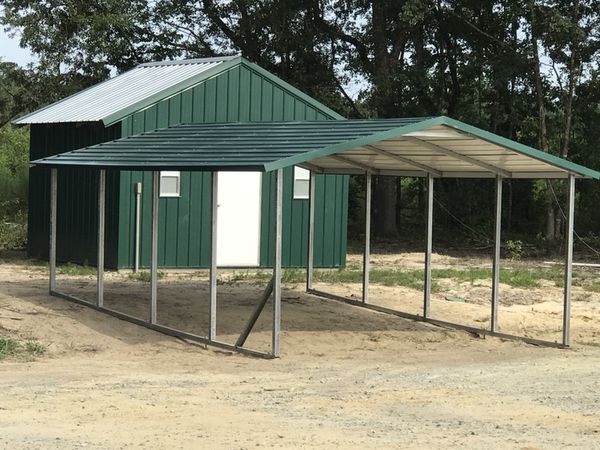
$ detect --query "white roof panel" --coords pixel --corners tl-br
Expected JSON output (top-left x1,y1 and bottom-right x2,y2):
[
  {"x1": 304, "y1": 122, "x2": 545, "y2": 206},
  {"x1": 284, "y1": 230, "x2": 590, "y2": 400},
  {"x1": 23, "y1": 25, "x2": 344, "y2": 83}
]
[{"x1": 14, "y1": 57, "x2": 236, "y2": 125}]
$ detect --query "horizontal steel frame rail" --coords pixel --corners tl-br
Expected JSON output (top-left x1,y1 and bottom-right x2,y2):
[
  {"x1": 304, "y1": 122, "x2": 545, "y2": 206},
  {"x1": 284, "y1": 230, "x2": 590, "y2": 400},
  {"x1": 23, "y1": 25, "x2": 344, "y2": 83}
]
[
  {"x1": 50, "y1": 289, "x2": 274, "y2": 359},
  {"x1": 307, "y1": 288, "x2": 567, "y2": 349},
  {"x1": 48, "y1": 168, "x2": 276, "y2": 359}
]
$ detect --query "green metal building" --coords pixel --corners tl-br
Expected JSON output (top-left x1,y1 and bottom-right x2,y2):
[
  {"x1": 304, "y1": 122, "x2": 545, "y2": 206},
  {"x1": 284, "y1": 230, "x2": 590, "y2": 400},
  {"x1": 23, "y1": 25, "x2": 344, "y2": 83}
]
[{"x1": 16, "y1": 56, "x2": 349, "y2": 269}]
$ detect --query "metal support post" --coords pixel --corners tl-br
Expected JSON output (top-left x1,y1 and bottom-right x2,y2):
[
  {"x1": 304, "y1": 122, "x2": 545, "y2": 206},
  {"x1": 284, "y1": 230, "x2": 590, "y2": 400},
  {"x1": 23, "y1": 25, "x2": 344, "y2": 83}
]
[
  {"x1": 423, "y1": 174, "x2": 434, "y2": 318},
  {"x1": 134, "y1": 182, "x2": 142, "y2": 273},
  {"x1": 362, "y1": 172, "x2": 371, "y2": 303},
  {"x1": 306, "y1": 171, "x2": 316, "y2": 291},
  {"x1": 97, "y1": 170, "x2": 106, "y2": 307},
  {"x1": 209, "y1": 172, "x2": 218, "y2": 340},
  {"x1": 150, "y1": 171, "x2": 159, "y2": 324},
  {"x1": 491, "y1": 175, "x2": 502, "y2": 332},
  {"x1": 49, "y1": 168, "x2": 57, "y2": 294},
  {"x1": 563, "y1": 174, "x2": 575, "y2": 346},
  {"x1": 272, "y1": 169, "x2": 283, "y2": 356}
]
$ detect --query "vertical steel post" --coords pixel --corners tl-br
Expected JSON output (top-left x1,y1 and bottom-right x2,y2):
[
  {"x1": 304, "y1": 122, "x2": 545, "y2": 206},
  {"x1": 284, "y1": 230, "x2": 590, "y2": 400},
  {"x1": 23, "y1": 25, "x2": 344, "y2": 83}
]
[
  {"x1": 563, "y1": 174, "x2": 575, "y2": 346},
  {"x1": 49, "y1": 168, "x2": 57, "y2": 294},
  {"x1": 306, "y1": 170, "x2": 316, "y2": 291},
  {"x1": 134, "y1": 182, "x2": 142, "y2": 273},
  {"x1": 97, "y1": 170, "x2": 106, "y2": 308},
  {"x1": 491, "y1": 176, "x2": 503, "y2": 332},
  {"x1": 150, "y1": 171, "x2": 159, "y2": 324},
  {"x1": 209, "y1": 172, "x2": 218, "y2": 340},
  {"x1": 362, "y1": 172, "x2": 372, "y2": 304},
  {"x1": 423, "y1": 174, "x2": 434, "y2": 318},
  {"x1": 272, "y1": 169, "x2": 283, "y2": 356}
]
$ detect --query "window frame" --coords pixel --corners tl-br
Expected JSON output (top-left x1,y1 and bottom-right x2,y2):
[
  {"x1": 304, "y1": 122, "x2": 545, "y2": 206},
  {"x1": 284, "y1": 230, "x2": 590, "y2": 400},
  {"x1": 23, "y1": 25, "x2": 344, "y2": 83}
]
[
  {"x1": 293, "y1": 166, "x2": 311, "y2": 200},
  {"x1": 159, "y1": 171, "x2": 181, "y2": 198}
]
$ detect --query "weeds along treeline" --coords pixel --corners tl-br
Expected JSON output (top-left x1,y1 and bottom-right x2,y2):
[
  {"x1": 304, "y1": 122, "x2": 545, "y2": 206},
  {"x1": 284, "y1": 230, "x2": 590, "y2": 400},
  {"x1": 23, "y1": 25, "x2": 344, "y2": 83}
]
[{"x1": 0, "y1": 125, "x2": 28, "y2": 250}]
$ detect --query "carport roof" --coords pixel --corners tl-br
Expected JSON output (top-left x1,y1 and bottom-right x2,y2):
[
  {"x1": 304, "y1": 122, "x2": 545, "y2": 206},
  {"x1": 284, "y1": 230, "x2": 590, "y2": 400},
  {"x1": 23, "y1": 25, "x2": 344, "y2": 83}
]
[{"x1": 31, "y1": 116, "x2": 600, "y2": 179}]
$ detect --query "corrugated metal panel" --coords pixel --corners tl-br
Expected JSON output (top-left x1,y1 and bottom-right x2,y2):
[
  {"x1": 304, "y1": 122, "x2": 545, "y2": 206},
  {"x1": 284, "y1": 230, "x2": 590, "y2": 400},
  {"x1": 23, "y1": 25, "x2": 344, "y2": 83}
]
[
  {"x1": 32, "y1": 117, "x2": 600, "y2": 179},
  {"x1": 260, "y1": 168, "x2": 348, "y2": 267},
  {"x1": 32, "y1": 118, "x2": 425, "y2": 169},
  {"x1": 14, "y1": 56, "x2": 344, "y2": 126},
  {"x1": 116, "y1": 64, "x2": 348, "y2": 268},
  {"x1": 14, "y1": 57, "x2": 235, "y2": 125},
  {"x1": 28, "y1": 123, "x2": 121, "y2": 266}
]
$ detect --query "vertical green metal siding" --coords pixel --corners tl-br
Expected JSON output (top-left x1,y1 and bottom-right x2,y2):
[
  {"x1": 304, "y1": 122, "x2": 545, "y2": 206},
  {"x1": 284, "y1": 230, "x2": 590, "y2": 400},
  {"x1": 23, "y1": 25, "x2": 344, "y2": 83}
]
[
  {"x1": 260, "y1": 168, "x2": 349, "y2": 267},
  {"x1": 117, "y1": 64, "x2": 347, "y2": 268},
  {"x1": 28, "y1": 123, "x2": 121, "y2": 267}
]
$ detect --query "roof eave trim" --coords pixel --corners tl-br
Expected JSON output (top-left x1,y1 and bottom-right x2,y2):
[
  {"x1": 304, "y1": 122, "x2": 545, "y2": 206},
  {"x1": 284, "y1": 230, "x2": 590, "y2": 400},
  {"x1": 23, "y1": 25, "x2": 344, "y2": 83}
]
[
  {"x1": 438, "y1": 117, "x2": 600, "y2": 180},
  {"x1": 13, "y1": 58, "x2": 243, "y2": 126},
  {"x1": 30, "y1": 159, "x2": 268, "y2": 172},
  {"x1": 264, "y1": 116, "x2": 600, "y2": 180},
  {"x1": 262, "y1": 117, "x2": 447, "y2": 171},
  {"x1": 101, "y1": 57, "x2": 244, "y2": 126}
]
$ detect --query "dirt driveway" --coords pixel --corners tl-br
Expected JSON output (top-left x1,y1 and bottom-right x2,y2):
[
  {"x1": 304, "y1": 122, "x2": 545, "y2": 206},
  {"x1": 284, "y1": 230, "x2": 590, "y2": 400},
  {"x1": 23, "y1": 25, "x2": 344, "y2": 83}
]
[{"x1": 1, "y1": 258, "x2": 600, "y2": 449}]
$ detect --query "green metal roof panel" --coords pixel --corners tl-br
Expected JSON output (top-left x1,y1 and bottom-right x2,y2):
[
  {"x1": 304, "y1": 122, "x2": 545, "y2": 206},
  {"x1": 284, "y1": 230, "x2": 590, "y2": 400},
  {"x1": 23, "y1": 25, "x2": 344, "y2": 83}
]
[{"x1": 31, "y1": 117, "x2": 600, "y2": 179}]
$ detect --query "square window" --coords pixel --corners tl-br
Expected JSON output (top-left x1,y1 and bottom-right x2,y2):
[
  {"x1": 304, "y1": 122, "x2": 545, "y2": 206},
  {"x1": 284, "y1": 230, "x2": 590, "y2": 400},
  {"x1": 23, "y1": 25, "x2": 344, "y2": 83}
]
[
  {"x1": 160, "y1": 171, "x2": 181, "y2": 197},
  {"x1": 293, "y1": 166, "x2": 310, "y2": 200}
]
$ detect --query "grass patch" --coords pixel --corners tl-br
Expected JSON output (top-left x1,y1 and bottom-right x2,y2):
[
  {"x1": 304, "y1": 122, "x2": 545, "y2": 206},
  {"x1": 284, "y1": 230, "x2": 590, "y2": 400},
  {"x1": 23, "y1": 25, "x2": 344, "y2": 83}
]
[
  {"x1": 128, "y1": 271, "x2": 165, "y2": 282},
  {"x1": 0, "y1": 337, "x2": 19, "y2": 359},
  {"x1": 238, "y1": 265, "x2": 571, "y2": 292},
  {"x1": 57, "y1": 263, "x2": 97, "y2": 276},
  {"x1": 587, "y1": 281, "x2": 600, "y2": 293},
  {"x1": 0, "y1": 337, "x2": 45, "y2": 360},
  {"x1": 25, "y1": 340, "x2": 46, "y2": 356},
  {"x1": 431, "y1": 266, "x2": 564, "y2": 289}
]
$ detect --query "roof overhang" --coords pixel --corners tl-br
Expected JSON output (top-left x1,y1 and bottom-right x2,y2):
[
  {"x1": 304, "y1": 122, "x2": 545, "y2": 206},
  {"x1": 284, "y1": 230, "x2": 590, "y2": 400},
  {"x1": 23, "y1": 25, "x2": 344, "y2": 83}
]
[{"x1": 31, "y1": 117, "x2": 600, "y2": 180}]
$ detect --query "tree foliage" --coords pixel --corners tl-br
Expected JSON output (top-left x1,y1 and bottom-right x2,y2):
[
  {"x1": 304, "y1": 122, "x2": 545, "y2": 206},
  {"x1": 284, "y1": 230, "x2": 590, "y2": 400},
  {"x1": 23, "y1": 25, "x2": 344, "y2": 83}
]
[{"x1": 1, "y1": 0, "x2": 600, "y2": 250}]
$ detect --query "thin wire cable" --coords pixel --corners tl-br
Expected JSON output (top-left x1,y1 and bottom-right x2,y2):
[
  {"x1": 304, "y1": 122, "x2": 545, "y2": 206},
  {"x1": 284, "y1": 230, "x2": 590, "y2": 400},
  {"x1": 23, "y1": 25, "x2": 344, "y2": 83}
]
[
  {"x1": 547, "y1": 180, "x2": 600, "y2": 258},
  {"x1": 433, "y1": 194, "x2": 492, "y2": 244}
]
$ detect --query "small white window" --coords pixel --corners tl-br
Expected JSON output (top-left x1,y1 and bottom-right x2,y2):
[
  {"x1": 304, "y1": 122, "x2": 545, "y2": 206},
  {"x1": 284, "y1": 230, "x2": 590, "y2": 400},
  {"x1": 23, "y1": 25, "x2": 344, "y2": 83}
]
[
  {"x1": 160, "y1": 171, "x2": 181, "y2": 197},
  {"x1": 293, "y1": 166, "x2": 310, "y2": 200}
]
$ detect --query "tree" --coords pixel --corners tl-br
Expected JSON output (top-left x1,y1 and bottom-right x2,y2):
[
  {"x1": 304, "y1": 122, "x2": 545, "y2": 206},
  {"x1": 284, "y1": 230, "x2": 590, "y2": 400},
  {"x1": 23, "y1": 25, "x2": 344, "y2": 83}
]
[{"x1": 3, "y1": 0, "x2": 600, "y2": 248}]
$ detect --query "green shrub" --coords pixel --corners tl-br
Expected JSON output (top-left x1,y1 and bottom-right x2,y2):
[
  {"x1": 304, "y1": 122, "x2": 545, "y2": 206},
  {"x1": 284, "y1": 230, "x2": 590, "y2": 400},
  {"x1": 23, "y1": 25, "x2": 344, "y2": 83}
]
[
  {"x1": 0, "y1": 125, "x2": 29, "y2": 250},
  {"x1": 0, "y1": 337, "x2": 19, "y2": 359},
  {"x1": 506, "y1": 239, "x2": 523, "y2": 260},
  {"x1": 128, "y1": 271, "x2": 165, "y2": 282}
]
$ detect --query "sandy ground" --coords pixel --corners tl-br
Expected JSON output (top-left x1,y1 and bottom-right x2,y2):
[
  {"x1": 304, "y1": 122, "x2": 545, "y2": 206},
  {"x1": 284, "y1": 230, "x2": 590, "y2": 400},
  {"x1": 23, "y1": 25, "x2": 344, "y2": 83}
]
[{"x1": 1, "y1": 253, "x2": 600, "y2": 449}]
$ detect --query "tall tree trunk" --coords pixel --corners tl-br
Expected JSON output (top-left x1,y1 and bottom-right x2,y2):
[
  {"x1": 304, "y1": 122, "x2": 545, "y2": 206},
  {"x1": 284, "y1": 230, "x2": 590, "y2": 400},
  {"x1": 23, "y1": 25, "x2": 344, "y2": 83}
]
[
  {"x1": 555, "y1": 20, "x2": 580, "y2": 239},
  {"x1": 371, "y1": 2, "x2": 398, "y2": 238},
  {"x1": 529, "y1": 0, "x2": 555, "y2": 240}
]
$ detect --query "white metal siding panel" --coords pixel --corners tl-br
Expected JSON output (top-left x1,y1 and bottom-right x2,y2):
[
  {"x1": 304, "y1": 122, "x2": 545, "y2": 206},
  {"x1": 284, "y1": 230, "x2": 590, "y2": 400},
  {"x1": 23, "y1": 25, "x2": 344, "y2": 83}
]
[{"x1": 14, "y1": 60, "x2": 227, "y2": 124}]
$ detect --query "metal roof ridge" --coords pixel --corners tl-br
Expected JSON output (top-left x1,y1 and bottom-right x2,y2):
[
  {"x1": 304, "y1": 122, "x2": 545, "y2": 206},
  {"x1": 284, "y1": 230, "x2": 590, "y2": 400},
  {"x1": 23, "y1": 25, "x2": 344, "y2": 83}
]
[
  {"x1": 137, "y1": 56, "x2": 240, "y2": 67},
  {"x1": 14, "y1": 56, "x2": 345, "y2": 126}
]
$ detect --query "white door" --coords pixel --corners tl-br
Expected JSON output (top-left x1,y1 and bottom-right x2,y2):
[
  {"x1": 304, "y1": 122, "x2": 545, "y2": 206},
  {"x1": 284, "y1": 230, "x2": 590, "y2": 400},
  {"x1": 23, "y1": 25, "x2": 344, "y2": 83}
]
[{"x1": 216, "y1": 171, "x2": 262, "y2": 267}]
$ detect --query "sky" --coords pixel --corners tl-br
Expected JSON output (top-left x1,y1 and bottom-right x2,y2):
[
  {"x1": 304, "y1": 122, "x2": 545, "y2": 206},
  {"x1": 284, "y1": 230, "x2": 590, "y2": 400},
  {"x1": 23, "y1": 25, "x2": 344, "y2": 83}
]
[{"x1": 0, "y1": 26, "x2": 36, "y2": 66}]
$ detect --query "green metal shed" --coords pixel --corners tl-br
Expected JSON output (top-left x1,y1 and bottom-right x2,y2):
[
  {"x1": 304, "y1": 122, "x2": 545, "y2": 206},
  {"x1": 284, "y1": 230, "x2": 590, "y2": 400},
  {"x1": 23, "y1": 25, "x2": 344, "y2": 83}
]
[{"x1": 16, "y1": 56, "x2": 349, "y2": 269}]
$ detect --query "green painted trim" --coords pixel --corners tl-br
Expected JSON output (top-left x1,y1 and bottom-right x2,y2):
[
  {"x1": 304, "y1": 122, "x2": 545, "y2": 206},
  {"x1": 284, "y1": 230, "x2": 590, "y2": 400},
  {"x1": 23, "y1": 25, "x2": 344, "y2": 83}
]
[
  {"x1": 262, "y1": 117, "x2": 446, "y2": 171},
  {"x1": 102, "y1": 57, "x2": 344, "y2": 126},
  {"x1": 102, "y1": 58, "x2": 244, "y2": 126},
  {"x1": 104, "y1": 57, "x2": 343, "y2": 126},
  {"x1": 437, "y1": 117, "x2": 600, "y2": 180},
  {"x1": 239, "y1": 58, "x2": 344, "y2": 120},
  {"x1": 263, "y1": 116, "x2": 600, "y2": 179},
  {"x1": 14, "y1": 59, "x2": 239, "y2": 126}
]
